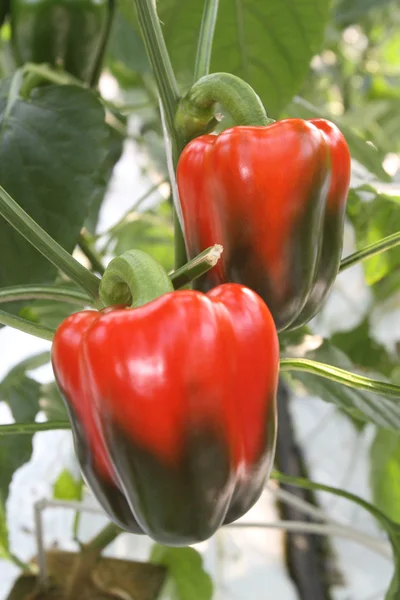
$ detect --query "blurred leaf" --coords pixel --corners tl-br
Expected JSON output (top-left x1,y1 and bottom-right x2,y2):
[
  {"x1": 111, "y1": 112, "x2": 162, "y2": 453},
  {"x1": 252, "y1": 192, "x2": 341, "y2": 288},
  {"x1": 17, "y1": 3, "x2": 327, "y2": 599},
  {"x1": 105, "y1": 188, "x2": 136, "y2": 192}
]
[
  {"x1": 370, "y1": 428, "x2": 400, "y2": 523},
  {"x1": 347, "y1": 188, "x2": 400, "y2": 286},
  {"x1": 53, "y1": 469, "x2": 82, "y2": 501},
  {"x1": 0, "y1": 353, "x2": 48, "y2": 556},
  {"x1": 85, "y1": 123, "x2": 125, "y2": 234},
  {"x1": 19, "y1": 299, "x2": 81, "y2": 331},
  {"x1": 121, "y1": 0, "x2": 330, "y2": 117},
  {"x1": 150, "y1": 545, "x2": 213, "y2": 600},
  {"x1": 111, "y1": 208, "x2": 174, "y2": 272},
  {"x1": 107, "y1": 10, "x2": 150, "y2": 77},
  {"x1": 331, "y1": 320, "x2": 395, "y2": 377},
  {"x1": 289, "y1": 96, "x2": 391, "y2": 181},
  {"x1": 288, "y1": 340, "x2": 400, "y2": 430},
  {"x1": 0, "y1": 80, "x2": 109, "y2": 289},
  {"x1": 335, "y1": 0, "x2": 394, "y2": 26},
  {"x1": 39, "y1": 381, "x2": 68, "y2": 422}
]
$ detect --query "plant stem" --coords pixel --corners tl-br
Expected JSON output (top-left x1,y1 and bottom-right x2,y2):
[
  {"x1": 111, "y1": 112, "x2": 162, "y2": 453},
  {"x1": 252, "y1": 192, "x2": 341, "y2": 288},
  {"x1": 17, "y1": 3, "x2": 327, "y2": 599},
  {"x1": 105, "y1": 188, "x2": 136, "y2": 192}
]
[
  {"x1": 133, "y1": 0, "x2": 180, "y2": 139},
  {"x1": 132, "y1": 0, "x2": 187, "y2": 269},
  {"x1": 170, "y1": 244, "x2": 223, "y2": 288},
  {"x1": 65, "y1": 522, "x2": 121, "y2": 599},
  {"x1": 194, "y1": 0, "x2": 220, "y2": 81},
  {"x1": 0, "y1": 309, "x2": 55, "y2": 341},
  {"x1": 0, "y1": 285, "x2": 93, "y2": 305},
  {"x1": 226, "y1": 520, "x2": 391, "y2": 557},
  {"x1": 0, "y1": 421, "x2": 70, "y2": 435},
  {"x1": 78, "y1": 233, "x2": 105, "y2": 275},
  {"x1": 0, "y1": 185, "x2": 100, "y2": 299},
  {"x1": 340, "y1": 231, "x2": 400, "y2": 272},
  {"x1": 280, "y1": 358, "x2": 400, "y2": 398}
]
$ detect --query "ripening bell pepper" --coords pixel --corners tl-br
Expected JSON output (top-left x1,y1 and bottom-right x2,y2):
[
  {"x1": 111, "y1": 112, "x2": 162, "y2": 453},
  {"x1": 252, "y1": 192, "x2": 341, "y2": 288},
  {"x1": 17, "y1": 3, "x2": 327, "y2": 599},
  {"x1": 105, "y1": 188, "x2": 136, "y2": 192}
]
[
  {"x1": 10, "y1": 0, "x2": 114, "y2": 85},
  {"x1": 52, "y1": 284, "x2": 279, "y2": 546},
  {"x1": 177, "y1": 118, "x2": 351, "y2": 332}
]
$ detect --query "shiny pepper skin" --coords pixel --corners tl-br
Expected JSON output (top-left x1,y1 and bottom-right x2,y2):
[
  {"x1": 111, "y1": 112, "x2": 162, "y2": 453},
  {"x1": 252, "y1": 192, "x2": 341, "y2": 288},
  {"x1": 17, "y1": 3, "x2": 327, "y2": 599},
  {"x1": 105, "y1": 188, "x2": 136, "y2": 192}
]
[
  {"x1": 11, "y1": 0, "x2": 113, "y2": 85},
  {"x1": 177, "y1": 118, "x2": 351, "y2": 332},
  {"x1": 51, "y1": 284, "x2": 279, "y2": 546}
]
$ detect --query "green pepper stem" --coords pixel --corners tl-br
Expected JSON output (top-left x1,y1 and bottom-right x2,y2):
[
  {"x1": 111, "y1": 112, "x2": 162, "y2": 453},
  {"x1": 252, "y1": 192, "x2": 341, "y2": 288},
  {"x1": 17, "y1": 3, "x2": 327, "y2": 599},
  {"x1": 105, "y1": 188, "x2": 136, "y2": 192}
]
[
  {"x1": 170, "y1": 244, "x2": 223, "y2": 289},
  {"x1": 280, "y1": 358, "x2": 400, "y2": 398},
  {"x1": 175, "y1": 72, "x2": 273, "y2": 143},
  {"x1": 99, "y1": 249, "x2": 173, "y2": 308},
  {"x1": 0, "y1": 185, "x2": 100, "y2": 299},
  {"x1": 194, "y1": 0, "x2": 220, "y2": 81},
  {"x1": 19, "y1": 63, "x2": 80, "y2": 98},
  {"x1": 339, "y1": 231, "x2": 400, "y2": 272},
  {"x1": 0, "y1": 309, "x2": 55, "y2": 341},
  {"x1": 0, "y1": 285, "x2": 93, "y2": 305}
]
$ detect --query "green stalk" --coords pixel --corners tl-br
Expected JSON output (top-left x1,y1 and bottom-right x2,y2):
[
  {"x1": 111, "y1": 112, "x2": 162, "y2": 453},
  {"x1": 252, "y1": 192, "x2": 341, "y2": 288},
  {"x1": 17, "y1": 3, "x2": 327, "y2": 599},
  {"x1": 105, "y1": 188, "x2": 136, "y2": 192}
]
[
  {"x1": 133, "y1": 0, "x2": 180, "y2": 139},
  {"x1": 0, "y1": 309, "x2": 55, "y2": 341},
  {"x1": 170, "y1": 244, "x2": 223, "y2": 288},
  {"x1": 133, "y1": 0, "x2": 187, "y2": 269},
  {"x1": 280, "y1": 358, "x2": 400, "y2": 398},
  {"x1": 0, "y1": 185, "x2": 100, "y2": 299},
  {"x1": 340, "y1": 231, "x2": 400, "y2": 272},
  {"x1": 194, "y1": 0, "x2": 220, "y2": 81},
  {"x1": 0, "y1": 421, "x2": 70, "y2": 435},
  {"x1": 0, "y1": 285, "x2": 93, "y2": 305}
]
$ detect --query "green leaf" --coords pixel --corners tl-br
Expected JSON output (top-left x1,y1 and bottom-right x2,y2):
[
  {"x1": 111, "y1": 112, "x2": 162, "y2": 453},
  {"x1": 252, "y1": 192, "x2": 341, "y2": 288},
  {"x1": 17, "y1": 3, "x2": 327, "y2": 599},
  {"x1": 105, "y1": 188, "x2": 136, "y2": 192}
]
[
  {"x1": 111, "y1": 208, "x2": 174, "y2": 272},
  {"x1": 0, "y1": 352, "x2": 48, "y2": 555},
  {"x1": 370, "y1": 429, "x2": 400, "y2": 524},
  {"x1": 335, "y1": 0, "x2": 394, "y2": 26},
  {"x1": 331, "y1": 320, "x2": 395, "y2": 378},
  {"x1": 287, "y1": 340, "x2": 400, "y2": 430},
  {"x1": 347, "y1": 188, "x2": 400, "y2": 286},
  {"x1": 0, "y1": 80, "x2": 109, "y2": 288},
  {"x1": 39, "y1": 381, "x2": 68, "y2": 422},
  {"x1": 150, "y1": 546, "x2": 213, "y2": 600},
  {"x1": 53, "y1": 469, "x2": 82, "y2": 501},
  {"x1": 121, "y1": 0, "x2": 330, "y2": 117}
]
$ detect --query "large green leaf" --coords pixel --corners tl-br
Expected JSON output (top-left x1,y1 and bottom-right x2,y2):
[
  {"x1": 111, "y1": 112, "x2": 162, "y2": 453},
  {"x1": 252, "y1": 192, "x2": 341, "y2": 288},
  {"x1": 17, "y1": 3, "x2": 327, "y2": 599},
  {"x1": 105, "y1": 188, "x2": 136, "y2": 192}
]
[
  {"x1": 150, "y1": 545, "x2": 213, "y2": 600},
  {"x1": 0, "y1": 79, "x2": 109, "y2": 287},
  {"x1": 287, "y1": 340, "x2": 400, "y2": 430},
  {"x1": 121, "y1": 0, "x2": 330, "y2": 117},
  {"x1": 370, "y1": 428, "x2": 400, "y2": 524}
]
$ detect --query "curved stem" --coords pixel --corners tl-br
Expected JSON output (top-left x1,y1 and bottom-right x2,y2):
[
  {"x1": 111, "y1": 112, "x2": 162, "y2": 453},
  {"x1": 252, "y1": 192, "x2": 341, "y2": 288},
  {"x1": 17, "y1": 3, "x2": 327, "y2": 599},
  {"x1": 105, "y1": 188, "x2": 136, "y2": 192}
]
[
  {"x1": 0, "y1": 185, "x2": 100, "y2": 299},
  {"x1": 0, "y1": 309, "x2": 55, "y2": 340},
  {"x1": 99, "y1": 249, "x2": 173, "y2": 307},
  {"x1": 133, "y1": 0, "x2": 180, "y2": 140},
  {"x1": 170, "y1": 244, "x2": 223, "y2": 288},
  {"x1": 175, "y1": 72, "x2": 272, "y2": 142},
  {"x1": 340, "y1": 231, "x2": 400, "y2": 272},
  {"x1": 280, "y1": 358, "x2": 400, "y2": 398},
  {"x1": 0, "y1": 421, "x2": 70, "y2": 435},
  {"x1": 0, "y1": 285, "x2": 93, "y2": 305},
  {"x1": 194, "y1": 0, "x2": 220, "y2": 81}
]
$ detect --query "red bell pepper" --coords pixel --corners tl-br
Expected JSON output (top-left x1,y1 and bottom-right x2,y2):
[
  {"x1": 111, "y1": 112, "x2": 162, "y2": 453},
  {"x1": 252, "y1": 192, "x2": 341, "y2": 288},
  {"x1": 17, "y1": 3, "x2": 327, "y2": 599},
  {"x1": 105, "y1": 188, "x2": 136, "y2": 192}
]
[
  {"x1": 177, "y1": 118, "x2": 351, "y2": 331},
  {"x1": 52, "y1": 284, "x2": 279, "y2": 545}
]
